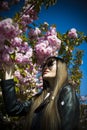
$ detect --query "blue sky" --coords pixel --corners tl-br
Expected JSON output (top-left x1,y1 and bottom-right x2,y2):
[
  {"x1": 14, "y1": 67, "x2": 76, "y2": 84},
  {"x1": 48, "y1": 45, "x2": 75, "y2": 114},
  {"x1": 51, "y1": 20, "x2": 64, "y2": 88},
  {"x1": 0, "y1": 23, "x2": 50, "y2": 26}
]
[{"x1": 0, "y1": 0, "x2": 87, "y2": 95}]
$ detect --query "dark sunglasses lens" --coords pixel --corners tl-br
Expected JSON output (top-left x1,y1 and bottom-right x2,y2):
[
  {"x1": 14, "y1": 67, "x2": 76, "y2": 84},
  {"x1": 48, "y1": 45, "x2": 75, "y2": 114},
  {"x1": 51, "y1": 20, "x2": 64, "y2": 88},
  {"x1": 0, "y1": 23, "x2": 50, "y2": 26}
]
[
  {"x1": 42, "y1": 58, "x2": 56, "y2": 69},
  {"x1": 47, "y1": 59, "x2": 55, "y2": 67}
]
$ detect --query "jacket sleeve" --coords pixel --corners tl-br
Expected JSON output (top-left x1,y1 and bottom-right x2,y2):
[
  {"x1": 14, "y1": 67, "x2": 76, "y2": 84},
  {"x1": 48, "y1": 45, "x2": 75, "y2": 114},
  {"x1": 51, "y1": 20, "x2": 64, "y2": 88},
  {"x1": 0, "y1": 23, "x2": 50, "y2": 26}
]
[
  {"x1": 58, "y1": 85, "x2": 80, "y2": 130},
  {"x1": 0, "y1": 79, "x2": 32, "y2": 117}
]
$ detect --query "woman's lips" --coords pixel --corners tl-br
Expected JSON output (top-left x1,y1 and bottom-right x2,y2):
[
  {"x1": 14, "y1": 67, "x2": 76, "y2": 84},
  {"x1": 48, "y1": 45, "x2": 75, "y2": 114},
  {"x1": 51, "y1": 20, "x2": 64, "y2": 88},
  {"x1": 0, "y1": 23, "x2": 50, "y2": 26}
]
[{"x1": 43, "y1": 70, "x2": 49, "y2": 74}]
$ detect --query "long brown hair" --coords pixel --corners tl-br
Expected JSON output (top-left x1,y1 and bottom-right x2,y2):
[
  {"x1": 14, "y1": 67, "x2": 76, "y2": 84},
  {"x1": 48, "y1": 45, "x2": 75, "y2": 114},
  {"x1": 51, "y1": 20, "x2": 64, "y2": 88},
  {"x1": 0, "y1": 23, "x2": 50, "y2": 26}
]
[{"x1": 24, "y1": 56, "x2": 68, "y2": 130}]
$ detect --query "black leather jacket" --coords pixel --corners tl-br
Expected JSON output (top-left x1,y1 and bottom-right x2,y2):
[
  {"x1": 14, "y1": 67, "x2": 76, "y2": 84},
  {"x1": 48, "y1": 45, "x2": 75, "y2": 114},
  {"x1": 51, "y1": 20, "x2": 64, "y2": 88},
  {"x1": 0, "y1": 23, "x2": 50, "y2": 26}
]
[{"x1": 0, "y1": 79, "x2": 80, "y2": 130}]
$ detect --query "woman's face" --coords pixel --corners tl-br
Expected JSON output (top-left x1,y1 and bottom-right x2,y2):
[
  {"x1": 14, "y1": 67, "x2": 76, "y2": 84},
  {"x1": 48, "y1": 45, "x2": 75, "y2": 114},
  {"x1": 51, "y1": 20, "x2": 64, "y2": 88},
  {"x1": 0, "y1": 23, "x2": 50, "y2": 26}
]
[{"x1": 42, "y1": 58, "x2": 57, "y2": 80}]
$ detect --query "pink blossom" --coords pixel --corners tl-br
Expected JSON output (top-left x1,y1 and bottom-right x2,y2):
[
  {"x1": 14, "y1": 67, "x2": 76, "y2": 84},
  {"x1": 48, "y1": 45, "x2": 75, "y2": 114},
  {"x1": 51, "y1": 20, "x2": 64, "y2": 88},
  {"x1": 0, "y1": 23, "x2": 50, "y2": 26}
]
[
  {"x1": 34, "y1": 27, "x2": 41, "y2": 36},
  {"x1": 35, "y1": 43, "x2": 47, "y2": 55},
  {"x1": 46, "y1": 46, "x2": 53, "y2": 55},
  {"x1": 26, "y1": 47, "x2": 33, "y2": 58},
  {"x1": 22, "y1": 55, "x2": 30, "y2": 63},
  {"x1": 14, "y1": 70, "x2": 22, "y2": 79},
  {"x1": 37, "y1": 40, "x2": 49, "y2": 46},
  {"x1": 23, "y1": 42, "x2": 28, "y2": 46},
  {"x1": 11, "y1": 37, "x2": 22, "y2": 47},
  {"x1": 15, "y1": 46, "x2": 32, "y2": 64},
  {"x1": 29, "y1": 27, "x2": 41, "y2": 37},
  {"x1": 4, "y1": 45, "x2": 15, "y2": 54},
  {"x1": 68, "y1": 28, "x2": 78, "y2": 38},
  {"x1": 0, "y1": 18, "x2": 21, "y2": 40},
  {"x1": 2, "y1": 52, "x2": 11, "y2": 62},
  {"x1": 15, "y1": 53, "x2": 23, "y2": 63},
  {"x1": 34, "y1": 26, "x2": 61, "y2": 64},
  {"x1": 0, "y1": 18, "x2": 12, "y2": 28},
  {"x1": 46, "y1": 26, "x2": 57, "y2": 36},
  {"x1": 47, "y1": 35, "x2": 61, "y2": 47},
  {"x1": 21, "y1": 14, "x2": 31, "y2": 24}
]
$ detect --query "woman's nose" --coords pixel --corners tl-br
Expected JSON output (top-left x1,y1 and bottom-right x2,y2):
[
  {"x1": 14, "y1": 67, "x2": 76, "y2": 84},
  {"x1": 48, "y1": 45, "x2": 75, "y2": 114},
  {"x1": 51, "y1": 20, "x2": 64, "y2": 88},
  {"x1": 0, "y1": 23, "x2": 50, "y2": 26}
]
[
  {"x1": 44, "y1": 65, "x2": 48, "y2": 70},
  {"x1": 44, "y1": 67, "x2": 50, "y2": 72}
]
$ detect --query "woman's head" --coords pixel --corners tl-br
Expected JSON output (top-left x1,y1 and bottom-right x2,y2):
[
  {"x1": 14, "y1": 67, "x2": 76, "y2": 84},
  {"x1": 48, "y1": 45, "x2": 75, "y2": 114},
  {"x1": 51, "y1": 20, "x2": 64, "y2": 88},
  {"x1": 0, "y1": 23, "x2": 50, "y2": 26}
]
[
  {"x1": 42, "y1": 57, "x2": 57, "y2": 80},
  {"x1": 42, "y1": 56, "x2": 68, "y2": 90}
]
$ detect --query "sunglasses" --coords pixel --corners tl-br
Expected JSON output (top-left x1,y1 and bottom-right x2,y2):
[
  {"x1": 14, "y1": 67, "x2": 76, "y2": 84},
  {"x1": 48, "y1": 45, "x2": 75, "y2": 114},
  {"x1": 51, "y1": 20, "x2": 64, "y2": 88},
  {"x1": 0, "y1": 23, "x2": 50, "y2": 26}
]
[{"x1": 42, "y1": 58, "x2": 56, "y2": 69}]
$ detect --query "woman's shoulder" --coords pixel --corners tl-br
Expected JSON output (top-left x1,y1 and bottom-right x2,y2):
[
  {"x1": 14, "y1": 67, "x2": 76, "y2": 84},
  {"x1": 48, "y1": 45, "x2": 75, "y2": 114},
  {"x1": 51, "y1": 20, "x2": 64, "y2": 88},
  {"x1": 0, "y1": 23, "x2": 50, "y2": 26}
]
[
  {"x1": 58, "y1": 83, "x2": 78, "y2": 103},
  {"x1": 58, "y1": 84, "x2": 79, "y2": 108},
  {"x1": 60, "y1": 83, "x2": 73, "y2": 95},
  {"x1": 59, "y1": 83, "x2": 79, "y2": 104}
]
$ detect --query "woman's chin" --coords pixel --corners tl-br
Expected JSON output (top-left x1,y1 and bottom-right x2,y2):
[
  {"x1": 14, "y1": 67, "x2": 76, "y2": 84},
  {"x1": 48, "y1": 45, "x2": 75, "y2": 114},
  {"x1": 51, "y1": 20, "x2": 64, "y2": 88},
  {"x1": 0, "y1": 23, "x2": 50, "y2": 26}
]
[{"x1": 43, "y1": 74, "x2": 49, "y2": 79}]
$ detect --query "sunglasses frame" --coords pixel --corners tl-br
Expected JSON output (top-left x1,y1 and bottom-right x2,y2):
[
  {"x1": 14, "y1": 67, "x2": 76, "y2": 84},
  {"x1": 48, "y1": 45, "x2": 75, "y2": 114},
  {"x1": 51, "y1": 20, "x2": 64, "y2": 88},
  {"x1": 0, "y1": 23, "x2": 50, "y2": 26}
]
[{"x1": 42, "y1": 58, "x2": 56, "y2": 69}]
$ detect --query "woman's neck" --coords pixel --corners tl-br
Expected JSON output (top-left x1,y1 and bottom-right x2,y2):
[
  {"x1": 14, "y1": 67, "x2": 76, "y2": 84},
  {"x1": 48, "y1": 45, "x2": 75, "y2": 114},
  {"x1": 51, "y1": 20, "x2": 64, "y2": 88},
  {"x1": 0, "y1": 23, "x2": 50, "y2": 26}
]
[{"x1": 47, "y1": 78, "x2": 56, "y2": 91}]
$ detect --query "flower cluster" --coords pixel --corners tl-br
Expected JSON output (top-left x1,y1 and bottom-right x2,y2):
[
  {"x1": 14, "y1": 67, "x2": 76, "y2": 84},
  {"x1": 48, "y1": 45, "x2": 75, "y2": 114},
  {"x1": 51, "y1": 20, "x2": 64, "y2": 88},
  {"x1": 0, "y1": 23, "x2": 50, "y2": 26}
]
[
  {"x1": 0, "y1": 18, "x2": 33, "y2": 65},
  {"x1": 0, "y1": 0, "x2": 39, "y2": 97},
  {"x1": 0, "y1": 19, "x2": 21, "y2": 65},
  {"x1": 20, "y1": 5, "x2": 38, "y2": 32},
  {"x1": 29, "y1": 24, "x2": 61, "y2": 64},
  {"x1": 68, "y1": 28, "x2": 78, "y2": 39}
]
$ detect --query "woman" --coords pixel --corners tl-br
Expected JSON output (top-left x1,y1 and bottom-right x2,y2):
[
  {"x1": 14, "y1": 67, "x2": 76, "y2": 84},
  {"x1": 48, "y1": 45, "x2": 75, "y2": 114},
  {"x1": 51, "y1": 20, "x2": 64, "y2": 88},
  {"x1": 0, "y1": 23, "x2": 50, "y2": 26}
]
[{"x1": 0, "y1": 56, "x2": 80, "y2": 130}]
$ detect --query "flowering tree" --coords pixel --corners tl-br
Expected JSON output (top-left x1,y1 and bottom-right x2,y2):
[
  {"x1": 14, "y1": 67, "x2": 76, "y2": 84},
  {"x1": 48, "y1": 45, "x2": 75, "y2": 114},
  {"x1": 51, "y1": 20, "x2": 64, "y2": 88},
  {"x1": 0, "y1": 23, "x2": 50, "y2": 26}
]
[
  {"x1": 0, "y1": 0, "x2": 87, "y2": 99},
  {"x1": 0, "y1": 1, "x2": 87, "y2": 129}
]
